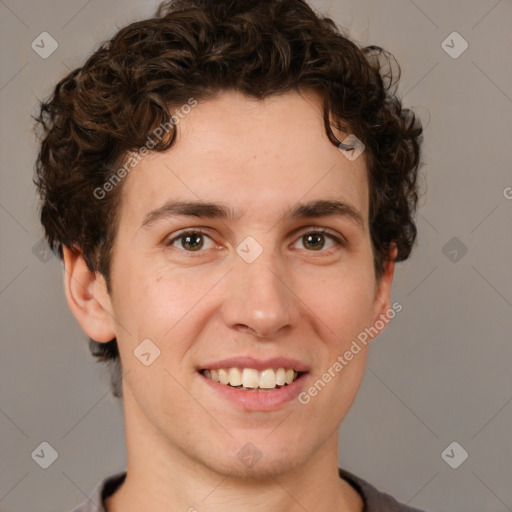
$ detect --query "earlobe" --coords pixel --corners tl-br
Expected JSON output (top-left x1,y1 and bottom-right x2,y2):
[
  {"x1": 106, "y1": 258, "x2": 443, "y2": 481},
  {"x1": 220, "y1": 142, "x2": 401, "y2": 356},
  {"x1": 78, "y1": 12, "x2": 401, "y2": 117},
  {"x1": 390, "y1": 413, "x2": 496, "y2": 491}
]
[{"x1": 62, "y1": 246, "x2": 116, "y2": 343}]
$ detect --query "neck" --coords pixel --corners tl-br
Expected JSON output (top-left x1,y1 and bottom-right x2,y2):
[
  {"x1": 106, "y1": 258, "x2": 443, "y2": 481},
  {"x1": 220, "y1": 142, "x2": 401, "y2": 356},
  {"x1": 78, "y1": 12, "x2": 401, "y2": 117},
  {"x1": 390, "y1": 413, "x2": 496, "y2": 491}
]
[{"x1": 105, "y1": 391, "x2": 363, "y2": 512}]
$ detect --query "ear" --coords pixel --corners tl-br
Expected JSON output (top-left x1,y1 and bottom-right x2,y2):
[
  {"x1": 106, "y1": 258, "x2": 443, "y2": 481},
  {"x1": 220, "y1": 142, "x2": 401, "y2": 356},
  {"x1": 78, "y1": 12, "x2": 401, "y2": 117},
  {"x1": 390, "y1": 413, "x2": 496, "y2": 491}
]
[
  {"x1": 62, "y1": 246, "x2": 116, "y2": 343},
  {"x1": 369, "y1": 243, "x2": 398, "y2": 339}
]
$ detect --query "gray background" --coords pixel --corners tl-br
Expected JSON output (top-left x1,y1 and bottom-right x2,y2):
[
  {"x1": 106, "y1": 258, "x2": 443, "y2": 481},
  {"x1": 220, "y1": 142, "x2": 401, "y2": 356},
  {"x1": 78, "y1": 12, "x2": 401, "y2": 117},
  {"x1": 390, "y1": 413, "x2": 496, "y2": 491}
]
[{"x1": 1, "y1": 0, "x2": 511, "y2": 511}]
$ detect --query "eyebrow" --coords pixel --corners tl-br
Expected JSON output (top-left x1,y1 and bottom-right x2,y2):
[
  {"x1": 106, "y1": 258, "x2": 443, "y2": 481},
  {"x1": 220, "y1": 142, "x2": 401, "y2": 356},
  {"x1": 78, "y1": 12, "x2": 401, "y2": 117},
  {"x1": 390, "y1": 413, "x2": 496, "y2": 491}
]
[{"x1": 140, "y1": 199, "x2": 364, "y2": 230}]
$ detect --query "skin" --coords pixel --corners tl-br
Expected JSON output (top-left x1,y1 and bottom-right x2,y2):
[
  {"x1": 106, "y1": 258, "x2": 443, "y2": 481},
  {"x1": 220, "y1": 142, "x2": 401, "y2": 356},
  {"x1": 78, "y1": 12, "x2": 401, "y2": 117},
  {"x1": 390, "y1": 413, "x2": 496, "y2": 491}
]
[{"x1": 64, "y1": 89, "x2": 397, "y2": 512}]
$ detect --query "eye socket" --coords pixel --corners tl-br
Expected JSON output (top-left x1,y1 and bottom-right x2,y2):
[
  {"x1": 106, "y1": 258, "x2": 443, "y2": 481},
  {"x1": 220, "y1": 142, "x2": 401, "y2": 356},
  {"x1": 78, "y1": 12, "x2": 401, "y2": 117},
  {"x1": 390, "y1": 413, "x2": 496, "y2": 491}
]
[{"x1": 166, "y1": 227, "x2": 345, "y2": 254}]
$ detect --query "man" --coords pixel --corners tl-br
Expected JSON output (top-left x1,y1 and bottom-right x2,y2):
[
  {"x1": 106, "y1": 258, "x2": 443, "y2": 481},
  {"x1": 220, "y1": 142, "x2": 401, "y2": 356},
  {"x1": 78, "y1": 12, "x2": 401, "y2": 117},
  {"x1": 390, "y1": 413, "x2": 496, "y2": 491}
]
[{"x1": 33, "y1": 0, "x2": 425, "y2": 510}]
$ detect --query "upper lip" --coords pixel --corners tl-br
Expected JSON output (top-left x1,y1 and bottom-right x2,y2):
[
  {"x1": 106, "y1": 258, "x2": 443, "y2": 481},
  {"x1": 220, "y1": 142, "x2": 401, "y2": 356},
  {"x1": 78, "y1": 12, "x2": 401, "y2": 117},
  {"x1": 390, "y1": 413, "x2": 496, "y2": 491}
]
[{"x1": 197, "y1": 356, "x2": 310, "y2": 373}]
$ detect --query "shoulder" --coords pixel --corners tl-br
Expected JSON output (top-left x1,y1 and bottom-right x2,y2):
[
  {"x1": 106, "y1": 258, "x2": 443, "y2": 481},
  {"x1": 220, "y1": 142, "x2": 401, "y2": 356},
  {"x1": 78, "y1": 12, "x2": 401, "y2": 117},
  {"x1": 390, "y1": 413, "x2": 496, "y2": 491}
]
[
  {"x1": 68, "y1": 471, "x2": 126, "y2": 512},
  {"x1": 338, "y1": 467, "x2": 427, "y2": 512}
]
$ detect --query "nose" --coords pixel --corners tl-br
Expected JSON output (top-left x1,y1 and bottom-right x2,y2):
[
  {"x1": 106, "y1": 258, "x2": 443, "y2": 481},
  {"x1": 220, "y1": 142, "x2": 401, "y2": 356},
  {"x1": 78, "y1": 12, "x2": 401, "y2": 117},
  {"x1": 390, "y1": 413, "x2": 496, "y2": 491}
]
[{"x1": 220, "y1": 245, "x2": 299, "y2": 339}]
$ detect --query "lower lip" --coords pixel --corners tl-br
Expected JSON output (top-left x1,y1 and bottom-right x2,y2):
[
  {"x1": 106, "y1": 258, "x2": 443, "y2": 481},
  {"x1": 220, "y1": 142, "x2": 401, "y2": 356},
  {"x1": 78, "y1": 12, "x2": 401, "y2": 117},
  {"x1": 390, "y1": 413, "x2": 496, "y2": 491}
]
[{"x1": 199, "y1": 372, "x2": 308, "y2": 411}]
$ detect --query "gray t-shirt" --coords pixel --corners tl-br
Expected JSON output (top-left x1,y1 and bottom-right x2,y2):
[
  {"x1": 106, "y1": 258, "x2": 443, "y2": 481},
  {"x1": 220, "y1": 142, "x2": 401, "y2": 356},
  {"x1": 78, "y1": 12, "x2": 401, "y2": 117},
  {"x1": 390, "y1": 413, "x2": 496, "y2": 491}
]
[{"x1": 70, "y1": 467, "x2": 426, "y2": 511}]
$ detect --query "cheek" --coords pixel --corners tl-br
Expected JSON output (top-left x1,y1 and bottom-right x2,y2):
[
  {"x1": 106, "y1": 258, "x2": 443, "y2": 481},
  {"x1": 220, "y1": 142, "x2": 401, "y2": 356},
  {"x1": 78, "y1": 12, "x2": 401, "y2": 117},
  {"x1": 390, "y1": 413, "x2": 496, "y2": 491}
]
[
  {"x1": 297, "y1": 268, "x2": 373, "y2": 421},
  {"x1": 111, "y1": 253, "x2": 180, "y2": 321},
  {"x1": 112, "y1": 262, "x2": 218, "y2": 363},
  {"x1": 108, "y1": 257, "x2": 172, "y2": 356},
  {"x1": 297, "y1": 262, "x2": 377, "y2": 341}
]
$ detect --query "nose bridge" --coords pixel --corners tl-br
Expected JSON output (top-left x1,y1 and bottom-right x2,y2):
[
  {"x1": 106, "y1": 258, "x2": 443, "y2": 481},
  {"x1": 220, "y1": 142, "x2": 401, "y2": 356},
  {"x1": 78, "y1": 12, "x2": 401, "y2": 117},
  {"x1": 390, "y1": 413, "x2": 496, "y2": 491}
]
[{"x1": 222, "y1": 238, "x2": 296, "y2": 338}]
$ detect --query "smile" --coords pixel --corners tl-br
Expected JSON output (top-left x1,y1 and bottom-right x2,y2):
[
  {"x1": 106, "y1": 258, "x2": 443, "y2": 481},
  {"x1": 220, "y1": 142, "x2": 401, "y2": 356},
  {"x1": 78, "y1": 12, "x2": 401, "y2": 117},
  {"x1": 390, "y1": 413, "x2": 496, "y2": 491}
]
[{"x1": 201, "y1": 367, "x2": 302, "y2": 391}]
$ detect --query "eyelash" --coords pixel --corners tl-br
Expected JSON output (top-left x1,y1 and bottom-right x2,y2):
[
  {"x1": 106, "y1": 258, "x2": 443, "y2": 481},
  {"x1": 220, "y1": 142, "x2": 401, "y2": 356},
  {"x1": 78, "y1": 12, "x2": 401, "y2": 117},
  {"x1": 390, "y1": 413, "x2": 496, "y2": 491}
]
[{"x1": 166, "y1": 227, "x2": 346, "y2": 255}]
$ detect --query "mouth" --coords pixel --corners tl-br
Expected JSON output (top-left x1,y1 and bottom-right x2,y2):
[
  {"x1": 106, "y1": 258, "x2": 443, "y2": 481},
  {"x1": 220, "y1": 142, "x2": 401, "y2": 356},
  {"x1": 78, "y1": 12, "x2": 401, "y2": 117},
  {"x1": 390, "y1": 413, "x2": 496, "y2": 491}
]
[
  {"x1": 197, "y1": 356, "x2": 310, "y2": 410},
  {"x1": 200, "y1": 367, "x2": 304, "y2": 392}
]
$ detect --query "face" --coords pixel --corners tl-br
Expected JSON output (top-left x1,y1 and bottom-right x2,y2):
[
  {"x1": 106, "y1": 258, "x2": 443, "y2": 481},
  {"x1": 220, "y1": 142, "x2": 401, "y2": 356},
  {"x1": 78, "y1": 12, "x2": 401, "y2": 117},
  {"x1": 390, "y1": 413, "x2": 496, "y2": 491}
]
[{"x1": 100, "y1": 89, "x2": 393, "y2": 477}]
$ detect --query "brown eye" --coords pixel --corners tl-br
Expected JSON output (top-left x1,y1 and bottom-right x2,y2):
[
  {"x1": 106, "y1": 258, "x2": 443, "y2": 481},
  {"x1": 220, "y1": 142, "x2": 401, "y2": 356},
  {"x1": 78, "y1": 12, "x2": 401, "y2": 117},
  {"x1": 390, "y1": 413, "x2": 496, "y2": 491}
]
[
  {"x1": 168, "y1": 230, "x2": 215, "y2": 252},
  {"x1": 180, "y1": 233, "x2": 204, "y2": 251},
  {"x1": 292, "y1": 229, "x2": 344, "y2": 252},
  {"x1": 302, "y1": 233, "x2": 326, "y2": 251}
]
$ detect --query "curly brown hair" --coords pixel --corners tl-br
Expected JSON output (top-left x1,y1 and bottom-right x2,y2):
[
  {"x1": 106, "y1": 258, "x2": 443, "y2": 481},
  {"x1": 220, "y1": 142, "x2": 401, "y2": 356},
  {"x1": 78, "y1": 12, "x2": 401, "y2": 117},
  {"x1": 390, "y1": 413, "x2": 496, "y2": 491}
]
[{"x1": 33, "y1": 0, "x2": 423, "y2": 398}]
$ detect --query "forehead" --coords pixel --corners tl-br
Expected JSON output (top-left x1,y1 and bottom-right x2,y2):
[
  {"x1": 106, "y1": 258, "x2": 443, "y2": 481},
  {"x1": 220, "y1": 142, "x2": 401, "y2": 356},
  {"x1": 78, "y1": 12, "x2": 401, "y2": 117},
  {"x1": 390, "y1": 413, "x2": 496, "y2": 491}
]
[{"x1": 118, "y1": 89, "x2": 369, "y2": 231}]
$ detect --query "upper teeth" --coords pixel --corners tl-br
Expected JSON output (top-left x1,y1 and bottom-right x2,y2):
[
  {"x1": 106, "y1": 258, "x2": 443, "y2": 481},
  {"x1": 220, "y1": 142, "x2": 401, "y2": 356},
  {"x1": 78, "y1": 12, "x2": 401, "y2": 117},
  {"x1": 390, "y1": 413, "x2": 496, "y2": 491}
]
[{"x1": 203, "y1": 368, "x2": 298, "y2": 389}]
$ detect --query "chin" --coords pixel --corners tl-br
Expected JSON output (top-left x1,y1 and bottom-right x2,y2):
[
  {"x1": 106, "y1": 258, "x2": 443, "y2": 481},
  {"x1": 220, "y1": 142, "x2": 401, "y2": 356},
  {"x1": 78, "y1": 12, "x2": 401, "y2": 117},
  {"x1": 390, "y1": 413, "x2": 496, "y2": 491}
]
[
  {"x1": 197, "y1": 434, "x2": 310, "y2": 481},
  {"x1": 211, "y1": 452, "x2": 305, "y2": 481}
]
